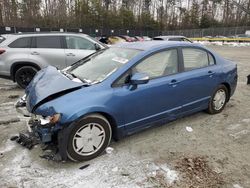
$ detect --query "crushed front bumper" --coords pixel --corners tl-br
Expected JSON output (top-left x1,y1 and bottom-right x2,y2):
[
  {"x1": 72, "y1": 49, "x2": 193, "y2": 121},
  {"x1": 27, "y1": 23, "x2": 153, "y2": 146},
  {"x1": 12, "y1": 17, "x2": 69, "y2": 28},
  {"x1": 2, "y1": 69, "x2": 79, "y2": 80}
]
[
  {"x1": 14, "y1": 95, "x2": 67, "y2": 161},
  {"x1": 15, "y1": 95, "x2": 55, "y2": 144}
]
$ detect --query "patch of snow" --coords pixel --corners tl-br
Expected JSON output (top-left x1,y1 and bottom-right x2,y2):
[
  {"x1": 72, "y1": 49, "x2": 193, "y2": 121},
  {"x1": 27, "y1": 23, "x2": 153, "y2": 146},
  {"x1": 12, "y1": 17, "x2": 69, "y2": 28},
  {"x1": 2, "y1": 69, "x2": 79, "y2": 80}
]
[
  {"x1": 242, "y1": 119, "x2": 250, "y2": 123},
  {"x1": 194, "y1": 41, "x2": 250, "y2": 47},
  {"x1": 0, "y1": 139, "x2": 16, "y2": 153},
  {"x1": 146, "y1": 163, "x2": 160, "y2": 177},
  {"x1": 112, "y1": 166, "x2": 118, "y2": 172},
  {"x1": 0, "y1": 102, "x2": 15, "y2": 107},
  {"x1": 159, "y1": 164, "x2": 178, "y2": 184},
  {"x1": 0, "y1": 147, "x2": 149, "y2": 188},
  {"x1": 227, "y1": 124, "x2": 242, "y2": 130},
  {"x1": 233, "y1": 184, "x2": 243, "y2": 188}
]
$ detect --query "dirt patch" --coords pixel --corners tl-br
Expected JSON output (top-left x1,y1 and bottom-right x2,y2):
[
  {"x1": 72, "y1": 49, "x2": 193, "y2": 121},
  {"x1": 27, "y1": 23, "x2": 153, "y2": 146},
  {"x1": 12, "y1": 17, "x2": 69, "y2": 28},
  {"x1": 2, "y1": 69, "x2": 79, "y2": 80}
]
[{"x1": 174, "y1": 155, "x2": 224, "y2": 188}]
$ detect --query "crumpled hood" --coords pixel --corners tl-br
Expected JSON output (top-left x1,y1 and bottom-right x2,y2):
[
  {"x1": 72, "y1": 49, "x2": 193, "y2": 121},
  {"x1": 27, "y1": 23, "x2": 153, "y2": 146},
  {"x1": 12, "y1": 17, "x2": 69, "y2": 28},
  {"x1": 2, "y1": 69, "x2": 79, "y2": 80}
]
[{"x1": 25, "y1": 66, "x2": 84, "y2": 112}]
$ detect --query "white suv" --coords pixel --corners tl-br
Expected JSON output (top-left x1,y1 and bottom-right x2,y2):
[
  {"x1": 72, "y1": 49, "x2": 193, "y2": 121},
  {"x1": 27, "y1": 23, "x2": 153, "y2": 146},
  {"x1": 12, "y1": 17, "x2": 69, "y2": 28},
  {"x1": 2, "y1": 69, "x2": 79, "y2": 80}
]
[{"x1": 0, "y1": 32, "x2": 106, "y2": 88}]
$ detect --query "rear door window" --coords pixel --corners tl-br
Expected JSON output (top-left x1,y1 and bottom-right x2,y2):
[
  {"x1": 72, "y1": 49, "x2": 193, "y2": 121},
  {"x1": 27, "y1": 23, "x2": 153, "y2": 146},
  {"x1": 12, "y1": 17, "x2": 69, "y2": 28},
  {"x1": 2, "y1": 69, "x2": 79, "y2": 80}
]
[
  {"x1": 182, "y1": 48, "x2": 213, "y2": 71},
  {"x1": 35, "y1": 36, "x2": 62, "y2": 48},
  {"x1": 8, "y1": 37, "x2": 31, "y2": 48}
]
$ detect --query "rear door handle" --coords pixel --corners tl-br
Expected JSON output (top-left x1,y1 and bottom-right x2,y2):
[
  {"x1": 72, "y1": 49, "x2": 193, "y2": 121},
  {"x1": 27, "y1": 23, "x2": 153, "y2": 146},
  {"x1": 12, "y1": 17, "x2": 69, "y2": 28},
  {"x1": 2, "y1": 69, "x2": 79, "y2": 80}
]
[
  {"x1": 31, "y1": 51, "x2": 39, "y2": 55},
  {"x1": 66, "y1": 53, "x2": 75, "y2": 56}
]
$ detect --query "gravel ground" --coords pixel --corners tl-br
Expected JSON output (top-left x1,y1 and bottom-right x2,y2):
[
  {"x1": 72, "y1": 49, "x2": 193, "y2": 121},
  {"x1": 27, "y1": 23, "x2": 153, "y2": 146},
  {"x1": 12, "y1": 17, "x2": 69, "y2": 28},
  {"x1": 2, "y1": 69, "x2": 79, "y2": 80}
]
[{"x1": 0, "y1": 45, "x2": 249, "y2": 188}]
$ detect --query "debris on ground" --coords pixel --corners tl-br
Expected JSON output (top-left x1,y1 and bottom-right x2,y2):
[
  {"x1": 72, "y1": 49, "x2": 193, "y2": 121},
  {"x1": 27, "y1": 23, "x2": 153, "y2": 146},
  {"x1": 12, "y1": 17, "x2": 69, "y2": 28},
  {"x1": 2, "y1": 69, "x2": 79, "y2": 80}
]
[
  {"x1": 112, "y1": 166, "x2": 119, "y2": 172},
  {"x1": 79, "y1": 164, "x2": 90, "y2": 170},
  {"x1": 0, "y1": 85, "x2": 19, "y2": 91},
  {"x1": 10, "y1": 135, "x2": 19, "y2": 141},
  {"x1": 8, "y1": 95, "x2": 20, "y2": 99},
  {"x1": 174, "y1": 155, "x2": 224, "y2": 187},
  {"x1": 145, "y1": 172, "x2": 171, "y2": 187},
  {"x1": 106, "y1": 147, "x2": 114, "y2": 154},
  {"x1": 229, "y1": 130, "x2": 250, "y2": 139},
  {"x1": 39, "y1": 153, "x2": 62, "y2": 161},
  {"x1": 139, "y1": 162, "x2": 178, "y2": 187},
  {"x1": 15, "y1": 132, "x2": 39, "y2": 150},
  {"x1": 159, "y1": 164, "x2": 179, "y2": 184},
  {"x1": 121, "y1": 171, "x2": 130, "y2": 176},
  {"x1": 185, "y1": 126, "x2": 193, "y2": 132},
  {"x1": 0, "y1": 117, "x2": 20, "y2": 125}
]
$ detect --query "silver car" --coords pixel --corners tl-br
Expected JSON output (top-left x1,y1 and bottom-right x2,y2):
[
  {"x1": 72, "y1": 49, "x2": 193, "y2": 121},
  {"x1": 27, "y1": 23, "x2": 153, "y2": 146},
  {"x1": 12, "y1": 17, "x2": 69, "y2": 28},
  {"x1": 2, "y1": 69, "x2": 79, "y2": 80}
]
[{"x1": 0, "y1": 32, "x2": 106, "y2": 88}]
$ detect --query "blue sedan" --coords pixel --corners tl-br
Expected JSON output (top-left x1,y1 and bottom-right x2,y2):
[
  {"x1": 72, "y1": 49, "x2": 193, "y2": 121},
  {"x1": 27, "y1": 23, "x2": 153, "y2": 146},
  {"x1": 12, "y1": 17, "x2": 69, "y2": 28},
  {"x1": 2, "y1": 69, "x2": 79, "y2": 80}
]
[{"x1": 16, "y1": 41, "x2": 237, "y2": 161}]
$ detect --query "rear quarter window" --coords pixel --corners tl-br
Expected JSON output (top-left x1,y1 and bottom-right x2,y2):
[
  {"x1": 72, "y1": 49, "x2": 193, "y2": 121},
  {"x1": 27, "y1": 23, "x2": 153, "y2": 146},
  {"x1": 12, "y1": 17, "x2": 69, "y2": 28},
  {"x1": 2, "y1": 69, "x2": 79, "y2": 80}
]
[
  {"x1": 8, "y1": 37, "x2": 31, "y2": 48},
  {"x1": 208, "y1": 53, "x2": 215, "y2": 65}
]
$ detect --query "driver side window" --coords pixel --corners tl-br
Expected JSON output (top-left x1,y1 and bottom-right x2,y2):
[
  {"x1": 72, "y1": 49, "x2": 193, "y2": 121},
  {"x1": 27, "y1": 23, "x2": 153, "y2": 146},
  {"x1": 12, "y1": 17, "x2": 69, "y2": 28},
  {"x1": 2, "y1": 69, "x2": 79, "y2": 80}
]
[
  {"x1": 113, "y1": 49, "x2": 178, "y2": 87},
  {"x1": 133, "y1": 49, "x2": 178, "y2": 79}
]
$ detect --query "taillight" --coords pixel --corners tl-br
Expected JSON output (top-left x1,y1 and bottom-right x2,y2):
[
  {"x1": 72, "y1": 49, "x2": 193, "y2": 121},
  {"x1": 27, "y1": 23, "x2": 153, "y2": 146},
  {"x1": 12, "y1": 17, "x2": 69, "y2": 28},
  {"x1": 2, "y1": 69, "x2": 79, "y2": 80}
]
[{"x1": 0, "y1": 48, "x2": 5, "y2": 55}]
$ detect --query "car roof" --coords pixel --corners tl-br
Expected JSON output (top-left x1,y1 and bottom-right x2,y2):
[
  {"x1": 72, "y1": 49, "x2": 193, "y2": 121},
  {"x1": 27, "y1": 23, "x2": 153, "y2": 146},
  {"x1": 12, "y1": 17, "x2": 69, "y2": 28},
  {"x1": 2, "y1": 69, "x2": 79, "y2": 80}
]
[
  {"x1": 113, "y1": 41, "x2": 200, "y2": 51},
  {"x1": 153, "y1": 35, "x2": 186, "y2": 39},
  {"x1": 4, "y1": 32, "x2": 89, "y2": 37}
]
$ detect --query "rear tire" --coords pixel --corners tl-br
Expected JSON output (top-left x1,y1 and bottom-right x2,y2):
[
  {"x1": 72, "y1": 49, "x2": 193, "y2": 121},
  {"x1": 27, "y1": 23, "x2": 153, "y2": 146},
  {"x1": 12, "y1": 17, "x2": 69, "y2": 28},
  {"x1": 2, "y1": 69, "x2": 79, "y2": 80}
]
[
  {"x1": 15, "y1": 66, "x2": 38, "y2": 89},
  {"x1": 67, "y1": 114, "x2": 112, "y2": 162},
  {"x1": 207, "y1": 85, "x2": 228, "y2": 114}
]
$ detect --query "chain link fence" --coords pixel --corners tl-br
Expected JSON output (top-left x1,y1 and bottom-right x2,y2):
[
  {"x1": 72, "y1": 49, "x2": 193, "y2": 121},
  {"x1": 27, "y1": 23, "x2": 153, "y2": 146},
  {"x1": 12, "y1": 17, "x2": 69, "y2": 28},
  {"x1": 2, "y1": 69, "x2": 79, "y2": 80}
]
[
  {"x1": 162, "y1": 26, "x2": 250, "y2": 37},
  {"x1": 0, "y1": 26, "x2": 250, "y2": 37}
]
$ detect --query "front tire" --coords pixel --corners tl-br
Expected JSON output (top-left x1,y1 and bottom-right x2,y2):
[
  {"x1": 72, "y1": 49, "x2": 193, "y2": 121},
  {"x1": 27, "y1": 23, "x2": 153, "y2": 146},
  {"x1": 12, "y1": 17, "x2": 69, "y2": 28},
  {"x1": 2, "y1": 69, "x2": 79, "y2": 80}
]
[
  {"x1": 207, "y1": 85, "x2": 228, "y2": 114},
  {"x1": 67, "y1": 114, "x2": 112, "y2": 162},
  {"x1": 15, "y1": 66, "x2": 38, "y2": 88}
]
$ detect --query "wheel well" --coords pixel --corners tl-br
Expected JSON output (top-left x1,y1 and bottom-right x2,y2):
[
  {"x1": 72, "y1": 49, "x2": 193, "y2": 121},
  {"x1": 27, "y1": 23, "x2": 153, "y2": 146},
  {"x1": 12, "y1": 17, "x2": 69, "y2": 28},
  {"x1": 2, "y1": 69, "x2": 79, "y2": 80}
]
[
  {"x1": 221, "y1": 82, "x2": 231, "y2": 101},
  {"x1": 11, "y1": 62, "x2": 41, "y2": 82},
  {"x1": 85, "y1": 112, "x2": 119, "y2": 141}
]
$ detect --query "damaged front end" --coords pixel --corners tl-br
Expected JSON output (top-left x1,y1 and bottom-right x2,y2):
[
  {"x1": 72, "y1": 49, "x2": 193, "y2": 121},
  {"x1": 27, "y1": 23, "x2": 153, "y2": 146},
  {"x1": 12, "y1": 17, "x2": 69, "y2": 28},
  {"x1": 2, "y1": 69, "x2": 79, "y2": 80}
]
[
  {"x1": 15, "y1": 95, "x2": 66, "y2": 161},
  {"x1": 13, "y1": 66, "x2": 93, "y2": 161}
]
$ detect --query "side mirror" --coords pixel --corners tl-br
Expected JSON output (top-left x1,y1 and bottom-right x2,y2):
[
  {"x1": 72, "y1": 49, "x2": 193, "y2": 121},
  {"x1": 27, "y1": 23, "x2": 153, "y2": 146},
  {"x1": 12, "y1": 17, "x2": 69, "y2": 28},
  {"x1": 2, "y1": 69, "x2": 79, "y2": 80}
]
[
  {"x1": 94, "y1": 43, "x2": 101, "y2": 51},
  {"x1": 130, "y1": 73, "x2": 149, "y2": 85}
]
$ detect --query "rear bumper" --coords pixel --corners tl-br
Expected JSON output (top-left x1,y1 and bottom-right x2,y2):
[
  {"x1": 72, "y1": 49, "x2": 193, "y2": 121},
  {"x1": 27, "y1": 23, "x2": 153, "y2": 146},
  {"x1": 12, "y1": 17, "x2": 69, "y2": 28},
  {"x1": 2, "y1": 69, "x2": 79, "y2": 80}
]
[{"x1": 230, "y1": 74, "x2": 238, "y2": 97}]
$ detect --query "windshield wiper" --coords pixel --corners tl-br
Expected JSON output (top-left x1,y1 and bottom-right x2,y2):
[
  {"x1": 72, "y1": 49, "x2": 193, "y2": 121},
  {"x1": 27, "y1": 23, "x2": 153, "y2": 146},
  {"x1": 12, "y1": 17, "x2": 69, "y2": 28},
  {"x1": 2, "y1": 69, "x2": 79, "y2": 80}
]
[
  {"x1": 70, "y1": 49, "x2": 107, "y2": 69},
  {"x1": 65, "y1": 71, "x2": 92, "y2": 84}
]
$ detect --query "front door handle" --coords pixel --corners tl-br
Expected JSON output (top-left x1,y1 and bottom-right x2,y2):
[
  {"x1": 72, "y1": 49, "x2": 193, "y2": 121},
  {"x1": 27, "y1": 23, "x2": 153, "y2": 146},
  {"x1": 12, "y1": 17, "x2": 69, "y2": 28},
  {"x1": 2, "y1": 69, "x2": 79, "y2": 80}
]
[
  {"x1": 208, "y1": 70, "x2": 215, "y2": 77},
  {"x1": 169, "y1": 79, "x2": 180, "y2": 86},
  {"x1": 31, "y1": 51, "x2": 39, "y2": 55},
  {"x1": 66, "y1": 53, "x2": 75, "y2": 56}
]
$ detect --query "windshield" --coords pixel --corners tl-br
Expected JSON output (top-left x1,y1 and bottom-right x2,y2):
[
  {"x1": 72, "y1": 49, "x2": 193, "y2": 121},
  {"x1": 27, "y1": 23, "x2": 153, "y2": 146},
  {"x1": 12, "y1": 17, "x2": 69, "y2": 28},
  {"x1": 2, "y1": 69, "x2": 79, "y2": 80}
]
[{"x1": 69, "y1": 47, "x2": 140, "y2": 83}]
